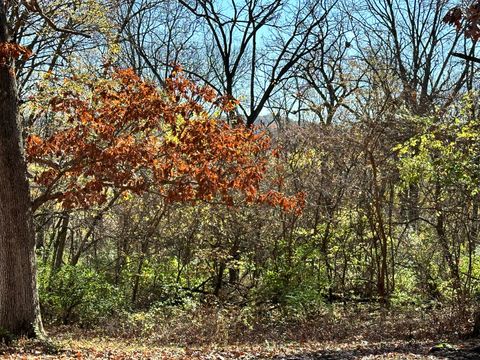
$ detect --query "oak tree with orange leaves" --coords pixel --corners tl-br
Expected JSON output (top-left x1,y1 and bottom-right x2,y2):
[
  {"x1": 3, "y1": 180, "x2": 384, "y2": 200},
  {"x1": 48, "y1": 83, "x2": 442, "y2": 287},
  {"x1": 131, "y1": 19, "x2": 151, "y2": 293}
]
[
  {"x1": 27, "y1": 66, "x2": 303, "y2": 214},
  {"x1": 2, "y1": 16, "x2": 303, "y2": 339}
]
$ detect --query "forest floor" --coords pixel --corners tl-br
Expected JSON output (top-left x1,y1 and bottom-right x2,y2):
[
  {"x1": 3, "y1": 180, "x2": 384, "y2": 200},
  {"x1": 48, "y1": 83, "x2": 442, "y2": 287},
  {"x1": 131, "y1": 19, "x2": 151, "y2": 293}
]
[
  {"x1": 2, "y1": 305, "x2": 480, "y2": 359},
  {"x1": 3, "y1": 335, "x2": 480, "y2": 360}
]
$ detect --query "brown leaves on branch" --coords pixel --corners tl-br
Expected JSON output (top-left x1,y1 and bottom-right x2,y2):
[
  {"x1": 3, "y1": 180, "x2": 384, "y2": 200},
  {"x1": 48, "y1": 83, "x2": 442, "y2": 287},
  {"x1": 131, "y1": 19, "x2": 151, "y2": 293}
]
[
  {"x1": 0, "y1": 42, "x2": 32, "y2": 64},
  {"x1": 26, "y1": 67, "x2": 303, "y2": 212},
  {"x1": 443, "y1": 0, "x2": 480, "y2": 40}
]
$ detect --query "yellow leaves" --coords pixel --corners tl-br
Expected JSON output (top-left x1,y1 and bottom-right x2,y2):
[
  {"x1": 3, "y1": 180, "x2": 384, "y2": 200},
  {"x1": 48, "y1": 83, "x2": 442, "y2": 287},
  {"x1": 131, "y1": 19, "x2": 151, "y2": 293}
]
[
  {"x1": 175, "y1": 114, "x2": 186, "y2": 127},
  {"x1": 163, "y1": 125, "x2": 180, "y2": 146},
  {"x1": 121, "y1": 191, "x2": 133, "y2": 201},
  {"x1": 288, "y1": 148, "x2": 318, "y2": 168}
]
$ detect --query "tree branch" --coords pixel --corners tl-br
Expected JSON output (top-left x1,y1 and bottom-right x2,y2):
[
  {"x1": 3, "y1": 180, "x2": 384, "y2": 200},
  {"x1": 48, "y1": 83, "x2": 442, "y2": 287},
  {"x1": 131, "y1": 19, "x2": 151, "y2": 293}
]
[
  {"x1": 25, "y1": 0, "x2": 91, "y2": 38},
  {"x1": 451, "y1": 52, "x2": 480, "y2": 64}
]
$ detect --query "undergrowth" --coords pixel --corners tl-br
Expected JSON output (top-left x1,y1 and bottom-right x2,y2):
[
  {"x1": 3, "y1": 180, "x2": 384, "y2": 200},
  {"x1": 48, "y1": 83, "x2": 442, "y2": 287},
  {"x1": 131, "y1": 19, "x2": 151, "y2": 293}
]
[{"x1": 49, "y1": 301, "x2": 474, "y2": 347}]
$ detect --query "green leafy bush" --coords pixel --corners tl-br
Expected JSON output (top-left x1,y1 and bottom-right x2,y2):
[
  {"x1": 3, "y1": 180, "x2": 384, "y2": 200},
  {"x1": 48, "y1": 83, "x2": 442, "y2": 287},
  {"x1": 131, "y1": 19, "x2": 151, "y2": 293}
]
[{"x1": 38, "y1": 264, "x2": 123, "y2": 325}]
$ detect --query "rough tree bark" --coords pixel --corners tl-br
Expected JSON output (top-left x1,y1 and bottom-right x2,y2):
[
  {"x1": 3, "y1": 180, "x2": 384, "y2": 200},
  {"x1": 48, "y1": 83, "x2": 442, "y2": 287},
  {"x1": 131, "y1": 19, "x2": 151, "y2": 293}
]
[{"x1": 0, "y1": 0, "x2": 44, "y2": 340}]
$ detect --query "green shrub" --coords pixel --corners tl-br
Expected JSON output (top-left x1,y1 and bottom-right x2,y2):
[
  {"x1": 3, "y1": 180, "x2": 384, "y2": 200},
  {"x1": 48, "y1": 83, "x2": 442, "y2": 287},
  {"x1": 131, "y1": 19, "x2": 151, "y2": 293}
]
[
  {"x1": 256, "y1": 269, "x2": 326, "y2": 318},
  {"x1": 39, "y1": 264, "x2": 123, "y2": 325}
]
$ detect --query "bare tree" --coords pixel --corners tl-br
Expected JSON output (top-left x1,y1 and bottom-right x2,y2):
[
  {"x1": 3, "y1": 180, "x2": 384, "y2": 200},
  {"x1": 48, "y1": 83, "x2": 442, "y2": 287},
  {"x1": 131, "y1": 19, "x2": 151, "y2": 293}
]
[
  {"x1": 351, "y1": 0, "x2": 474, "y2": 115},
  {"x1": 121, "y1": 0, "x2": 337, "y2": 126},
  {"x1": 116, "y1": 0, "x2": 201, "y2": 84},
  {"x1": 287, "y1": 10, "x2": 361, "y2": 125}
]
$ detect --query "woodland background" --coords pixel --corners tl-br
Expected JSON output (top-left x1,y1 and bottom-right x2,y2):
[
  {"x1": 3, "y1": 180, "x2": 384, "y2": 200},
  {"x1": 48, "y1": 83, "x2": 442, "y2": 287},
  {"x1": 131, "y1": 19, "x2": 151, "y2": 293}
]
[{"x1": 3, "y1": 0, "x2": 480, "y2": 357}]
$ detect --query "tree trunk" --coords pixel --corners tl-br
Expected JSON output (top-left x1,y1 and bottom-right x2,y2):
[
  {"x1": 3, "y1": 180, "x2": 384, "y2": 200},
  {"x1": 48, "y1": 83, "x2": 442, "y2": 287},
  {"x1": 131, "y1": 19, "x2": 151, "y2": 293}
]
[
  {"x1": 434, "y1": 183, "x2": 462, "y2": 297},
  {"x1": 214, "y1": 261, "x2": 225, "y2": 297},
  {"x1": 131, "y1": 255, "x2": 144, "y2": 307},
  {"x1": 228, "y1": 239, "x2": 240, "y2": 285},
  {"x1": 0, "y1": 0, "x2": 44, "y2": 340},
  {"x1": 132, "y1": 238, "x2": 149, "y2": 307},
  {"x1": 52, "y1": 213, "x2": 69, "y2": 272}
]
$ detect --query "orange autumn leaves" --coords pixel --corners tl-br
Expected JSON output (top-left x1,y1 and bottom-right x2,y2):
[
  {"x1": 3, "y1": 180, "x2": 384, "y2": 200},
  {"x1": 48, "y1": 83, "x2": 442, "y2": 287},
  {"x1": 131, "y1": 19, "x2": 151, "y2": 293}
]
[
  {"x1": 26, "y1": 67, "x2": 303, "y2": 212},
  {"x1": 0, "y1": 42, "x2": 32, "y2": 64}
]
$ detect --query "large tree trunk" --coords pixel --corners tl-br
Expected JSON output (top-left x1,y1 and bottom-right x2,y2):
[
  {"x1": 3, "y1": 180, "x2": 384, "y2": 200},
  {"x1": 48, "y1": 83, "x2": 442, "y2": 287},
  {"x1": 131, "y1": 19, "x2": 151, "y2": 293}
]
[{"x1": 0, "y1": 0, "x2": 44, "y2": 340}]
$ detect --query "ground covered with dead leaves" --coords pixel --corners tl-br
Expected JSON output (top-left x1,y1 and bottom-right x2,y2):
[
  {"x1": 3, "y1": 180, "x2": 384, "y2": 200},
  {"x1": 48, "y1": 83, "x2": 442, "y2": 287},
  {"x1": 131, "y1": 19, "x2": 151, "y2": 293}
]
[
  {"x1": 3, "y1": 338, "x2": 480, "y2": 359},
  {"x1": 2, "y1": 305, "x2": 480, "y2": 359}
]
